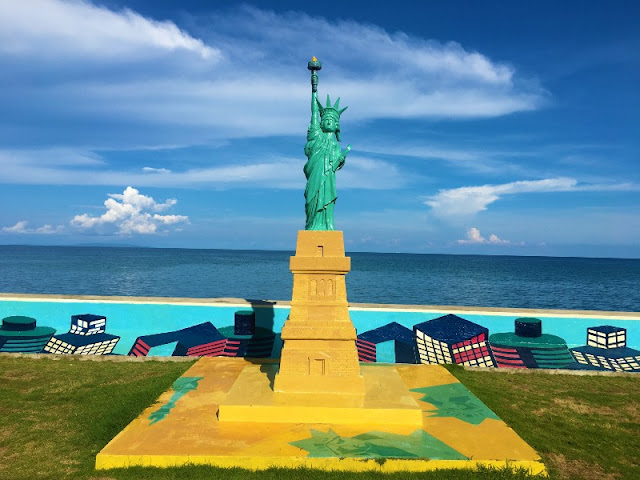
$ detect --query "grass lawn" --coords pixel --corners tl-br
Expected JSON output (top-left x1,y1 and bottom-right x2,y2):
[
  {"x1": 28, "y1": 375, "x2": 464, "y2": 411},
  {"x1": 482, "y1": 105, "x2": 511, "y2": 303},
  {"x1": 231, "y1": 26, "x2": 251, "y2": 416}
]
[
  {"x1": 0, "y1": 356, "x2": 638, "y2": 480},
  {"x1": 447, "y1": 366, "x2": 640, "y2": 480}
]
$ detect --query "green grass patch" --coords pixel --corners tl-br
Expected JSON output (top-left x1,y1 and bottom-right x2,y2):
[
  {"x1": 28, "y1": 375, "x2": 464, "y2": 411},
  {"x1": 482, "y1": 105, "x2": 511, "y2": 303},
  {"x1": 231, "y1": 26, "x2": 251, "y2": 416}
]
[
  {"x1": 1, "y1": 356, "x2": 638, "y2": 480},
  {"x1": 0, "y1": 356, "x2": 194, "y2": 480},
  {"x1": 444, "y1": 365, "x2": 640, "y2": 480}
]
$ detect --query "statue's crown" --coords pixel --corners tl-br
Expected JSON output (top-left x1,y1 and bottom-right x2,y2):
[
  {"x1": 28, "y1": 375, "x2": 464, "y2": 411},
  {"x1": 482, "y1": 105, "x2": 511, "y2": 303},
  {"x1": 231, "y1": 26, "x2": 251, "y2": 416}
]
[{"x1": 318, "y1": 94, "x2": 348, "y2": 119}]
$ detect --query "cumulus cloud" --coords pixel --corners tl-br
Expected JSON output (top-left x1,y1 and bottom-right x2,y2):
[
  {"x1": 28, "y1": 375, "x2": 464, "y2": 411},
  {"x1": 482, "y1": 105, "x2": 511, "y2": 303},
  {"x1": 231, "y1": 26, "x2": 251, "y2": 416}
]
[
  {"x1": 70, "y1": 186, "x2": 188, "y2": 234},
  {"x1": 426, "y1": 177, "x2": 579, "y2": 216},
  {"x1": 457, "y1": 227, "x2": 511, "y2": 245},
  {"x1": 2, "y1": 220, "x2": 64, "y2": 234}
]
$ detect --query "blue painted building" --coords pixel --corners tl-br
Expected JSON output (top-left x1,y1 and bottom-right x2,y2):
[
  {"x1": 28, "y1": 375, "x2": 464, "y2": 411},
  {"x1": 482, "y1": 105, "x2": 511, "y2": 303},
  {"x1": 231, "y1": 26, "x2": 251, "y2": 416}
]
[
  {"x1": 414, "y1": 314, "x2": 495, "y2": 367},
  {"x1": 571, "y1": 326, "x2": 640, "y2": 372},
  {"x1": 43, "y1": 314, "x2": 119, "y2": 355}
]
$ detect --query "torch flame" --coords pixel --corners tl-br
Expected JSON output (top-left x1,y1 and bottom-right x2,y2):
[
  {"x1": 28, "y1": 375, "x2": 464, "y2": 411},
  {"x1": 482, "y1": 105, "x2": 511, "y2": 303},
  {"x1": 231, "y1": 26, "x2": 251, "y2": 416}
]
[{"x1": 311, "y1": 56, "x2": 317, "y2": 61}]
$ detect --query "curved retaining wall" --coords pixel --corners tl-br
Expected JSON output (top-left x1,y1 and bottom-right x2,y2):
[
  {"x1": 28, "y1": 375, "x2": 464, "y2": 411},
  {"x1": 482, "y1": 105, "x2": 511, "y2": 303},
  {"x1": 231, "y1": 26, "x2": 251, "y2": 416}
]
[{"x1": 1, "y1": 293, "x2": 639, "y2": 372}]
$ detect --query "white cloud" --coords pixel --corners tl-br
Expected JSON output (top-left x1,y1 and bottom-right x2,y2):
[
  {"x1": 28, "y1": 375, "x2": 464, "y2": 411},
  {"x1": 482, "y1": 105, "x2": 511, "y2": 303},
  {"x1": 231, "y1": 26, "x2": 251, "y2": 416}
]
[
  {"x1": 0, "y1": 0, "x2": 217, "y2": 60},
  {"x1": 70, "y1": 186, "x2": 188, "y2": 234},
  {"x1": 356, "y1": 141, "x2": 542, "y2": 176},
  {"x1": 457, "y1": 227, "x2": 511, "y2": 245},
  {"x1": 153, "y1": 214, "x2": 186, "y2": 225},
  {"x1": 0, "y1": 148, "x2": 105, "y2": 167},
  {"x1": 0, "y1": 149, "x2": 406, "y2": 190},
  {"x1": 0, "y1": 2, "x2": 546, "y2": 153},
  {"x1": 488, "y1": 234, "x2": 509, "y2": 244},
  {"x1": 2, "y1": 221, "x2": 30, "y2": 233},
  {"x1": 338, "y1": 156, "x2": 408, "y2": 190},
  {"x1": 464, "y1": 207, "x2": 640, "y2": 247},
  {"x1": 143, "y1": 167, "x2": 172, "y2": 174},
  {"x1": 218, "y1": 7, "x2": 515, "y2": 86},
  {"x1": 426, "y1": 177, "x2": 580, "y2": 216},
  {"x1": 427, "y1": 177, "x2": 639, "y2": 218},
  {"x1": 2, "y1": 220, "x2": 64, "y2": 234},
  {"x1": 361, "y1": 144, "x2": 479, "y2": 162}
]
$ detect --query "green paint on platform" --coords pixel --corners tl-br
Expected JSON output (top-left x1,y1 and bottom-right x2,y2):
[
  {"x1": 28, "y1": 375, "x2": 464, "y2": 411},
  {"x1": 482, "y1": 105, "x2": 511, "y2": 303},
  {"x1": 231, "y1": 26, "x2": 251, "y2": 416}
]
[
  {"x1": 412, "y1": 383, "x2": 500, "y2": 425},
  {"x1": 148, "y1": 376, "x2": 203, "y2": 425},
  {"x1": 290, "y1": 429, "x2": 467, "y2": 459}
]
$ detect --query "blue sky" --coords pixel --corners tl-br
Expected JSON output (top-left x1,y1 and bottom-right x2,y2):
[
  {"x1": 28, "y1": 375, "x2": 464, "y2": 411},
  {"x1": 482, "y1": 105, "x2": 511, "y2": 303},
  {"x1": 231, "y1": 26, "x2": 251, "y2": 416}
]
[{"x1": 0, "y1": 0, "x2": 638, "y2": 257}]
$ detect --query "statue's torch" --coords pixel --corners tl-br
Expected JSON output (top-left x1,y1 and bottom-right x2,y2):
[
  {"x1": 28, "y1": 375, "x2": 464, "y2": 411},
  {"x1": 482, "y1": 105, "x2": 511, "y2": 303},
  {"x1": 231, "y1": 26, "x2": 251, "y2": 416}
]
[{"x1": 308, "y1": 56, "x2": 322, "y2": 93}]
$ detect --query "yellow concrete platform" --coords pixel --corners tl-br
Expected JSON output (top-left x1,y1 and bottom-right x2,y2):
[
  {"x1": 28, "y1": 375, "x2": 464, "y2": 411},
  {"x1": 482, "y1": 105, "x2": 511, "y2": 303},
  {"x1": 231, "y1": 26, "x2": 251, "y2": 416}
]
[
  {"x1": 218, "y1": 363, "x2": 422, "y2": 425},
  {"x1": 95, "y1": 357, "x2": 545, "y2": 474}
]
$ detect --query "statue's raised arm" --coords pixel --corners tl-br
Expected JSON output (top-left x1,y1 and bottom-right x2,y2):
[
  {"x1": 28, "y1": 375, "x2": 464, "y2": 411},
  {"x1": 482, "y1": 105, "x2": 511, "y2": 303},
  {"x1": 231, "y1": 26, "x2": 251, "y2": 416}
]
[
  {"x1": 309, "y1": 57, "x2": 321, "y2": 131},
  {"x1": 303, "y1": 57, "x2": 351, "y2": 231}
]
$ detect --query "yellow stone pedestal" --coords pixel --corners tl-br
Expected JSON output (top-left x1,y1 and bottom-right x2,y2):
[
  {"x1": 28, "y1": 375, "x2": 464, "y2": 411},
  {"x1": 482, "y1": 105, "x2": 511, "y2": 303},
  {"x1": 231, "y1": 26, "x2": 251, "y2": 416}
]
[
  {"x1": 217, "y1": 230, "x2": 425, "y2": 425},
  {"x1": 274, "y1": 230, "x2": 364, "y2": 395}
]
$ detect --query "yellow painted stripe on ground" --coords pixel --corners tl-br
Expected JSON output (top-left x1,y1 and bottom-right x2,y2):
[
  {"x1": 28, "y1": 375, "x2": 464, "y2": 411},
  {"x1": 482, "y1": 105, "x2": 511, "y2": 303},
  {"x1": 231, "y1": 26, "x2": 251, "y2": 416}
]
[{"x1": 96, "y1": 454, "x2": 546, "y2": 475}]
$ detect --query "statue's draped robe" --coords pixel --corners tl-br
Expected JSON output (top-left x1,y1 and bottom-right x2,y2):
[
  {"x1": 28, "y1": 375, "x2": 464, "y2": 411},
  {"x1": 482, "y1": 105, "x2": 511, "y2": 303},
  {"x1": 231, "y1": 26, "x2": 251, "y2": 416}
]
[{"x1": 304, "y1": 123, "x2": 341, "y2": 230}]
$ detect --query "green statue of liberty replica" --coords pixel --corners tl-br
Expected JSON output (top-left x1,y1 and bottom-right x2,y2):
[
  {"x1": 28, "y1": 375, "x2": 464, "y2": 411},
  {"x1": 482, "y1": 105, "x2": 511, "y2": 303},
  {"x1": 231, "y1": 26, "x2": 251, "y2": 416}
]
[{"x1": 304, "y1": 57, "x2": 351, "y2": 230}]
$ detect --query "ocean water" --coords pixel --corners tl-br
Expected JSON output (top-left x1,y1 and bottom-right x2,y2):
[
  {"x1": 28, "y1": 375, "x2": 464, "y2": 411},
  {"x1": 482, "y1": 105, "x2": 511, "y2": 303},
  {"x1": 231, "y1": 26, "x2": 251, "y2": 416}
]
[{"x1": 0, "y1": 245, "x2": 638, "y2": 312}]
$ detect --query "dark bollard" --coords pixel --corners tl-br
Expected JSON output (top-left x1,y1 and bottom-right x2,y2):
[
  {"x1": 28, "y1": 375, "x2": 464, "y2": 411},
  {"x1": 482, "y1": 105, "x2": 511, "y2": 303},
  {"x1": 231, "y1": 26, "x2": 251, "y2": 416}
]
[
  {"x1": 234, "y1": 310, "x2": 255, "y2": 336},
  {"x1": 515, "y1": 318, "x2": 542, "y2": 337}
]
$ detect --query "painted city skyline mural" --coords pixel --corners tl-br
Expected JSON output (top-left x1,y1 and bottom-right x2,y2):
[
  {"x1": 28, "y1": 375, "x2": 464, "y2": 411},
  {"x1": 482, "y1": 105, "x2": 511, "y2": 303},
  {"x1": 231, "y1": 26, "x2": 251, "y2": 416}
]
[{"x1": 1, "y1": 300, "x2": 639, "y2": 373}]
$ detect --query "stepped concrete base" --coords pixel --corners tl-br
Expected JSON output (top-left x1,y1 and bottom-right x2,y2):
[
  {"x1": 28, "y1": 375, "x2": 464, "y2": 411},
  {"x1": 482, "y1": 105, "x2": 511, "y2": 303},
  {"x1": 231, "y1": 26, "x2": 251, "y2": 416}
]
[
  {"x1": 95, "y1": 357, "x2": 545, "y2": 474},
  {"x1": 218, "y1": 363, "x2": 422, "y2": 425}
]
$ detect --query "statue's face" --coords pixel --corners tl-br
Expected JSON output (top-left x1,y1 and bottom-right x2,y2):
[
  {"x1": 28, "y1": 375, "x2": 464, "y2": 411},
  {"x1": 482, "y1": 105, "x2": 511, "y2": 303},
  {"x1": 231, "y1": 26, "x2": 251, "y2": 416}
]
[{"x1": 321, "y1": 115, "x2": 339, "y2": 133}]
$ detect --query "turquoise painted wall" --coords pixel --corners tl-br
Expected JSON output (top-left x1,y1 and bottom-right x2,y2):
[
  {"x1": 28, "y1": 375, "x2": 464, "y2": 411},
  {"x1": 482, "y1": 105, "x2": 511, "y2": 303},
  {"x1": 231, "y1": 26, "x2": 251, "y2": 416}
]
[{"x1": 1, "y1": 298, "x2": 639, "y2": 372}]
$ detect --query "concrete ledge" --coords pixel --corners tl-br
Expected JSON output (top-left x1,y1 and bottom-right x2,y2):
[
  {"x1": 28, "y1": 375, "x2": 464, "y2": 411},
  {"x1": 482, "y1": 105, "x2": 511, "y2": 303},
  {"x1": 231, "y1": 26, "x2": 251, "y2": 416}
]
[{"x1": 1, "y1": 292, "x2": 638, "y2": 319}]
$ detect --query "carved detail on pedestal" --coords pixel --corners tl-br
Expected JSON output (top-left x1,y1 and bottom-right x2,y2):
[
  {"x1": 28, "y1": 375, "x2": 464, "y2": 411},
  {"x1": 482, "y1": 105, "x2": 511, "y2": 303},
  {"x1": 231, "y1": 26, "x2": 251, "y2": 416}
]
[{"x1": 309, "y1": 276, "x2": 335, "y2": 300}]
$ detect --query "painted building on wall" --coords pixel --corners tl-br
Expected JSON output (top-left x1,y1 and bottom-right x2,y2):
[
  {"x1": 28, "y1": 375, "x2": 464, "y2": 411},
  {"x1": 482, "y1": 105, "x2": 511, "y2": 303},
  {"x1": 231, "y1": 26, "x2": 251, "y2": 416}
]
[
  {"x1": 128, "y1": 315, "x2": 276, "y2": 358},
  {"x1": 129, "y1": 322, "x2": 235, "y2": 357},
  {"x1": 489, "y1": 317, "x2": 575, "y2": 369},
  {"x1": 0, "y1": 315, "x2": 55, "y2": 353},
  {"x1": 571, "y1": 326, "x2": 640, "y2": 372},
  {"x1": 43, "y1": 314, "x2": 120, "y2": 355},
  {"x1": 414, "y1": 314, "x2": 495, "y2": 368},
  {"x1": 1, "y1": 295, "x2": 639, "y2": 373},
  {"x1": 356, "y1": 322, "x2": 416, "y2": 363},
  {"x1": 356, "y1": 337, "x2": 376, "y2": 363}
]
